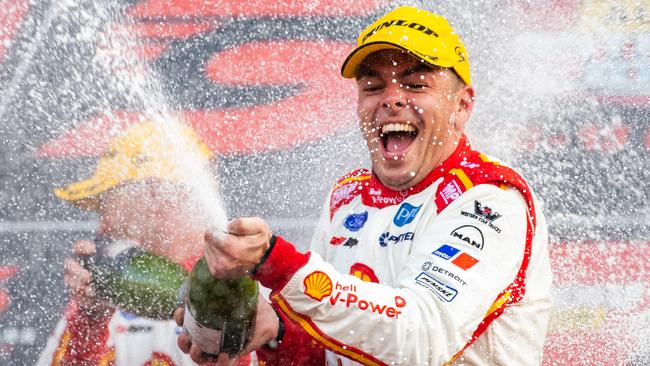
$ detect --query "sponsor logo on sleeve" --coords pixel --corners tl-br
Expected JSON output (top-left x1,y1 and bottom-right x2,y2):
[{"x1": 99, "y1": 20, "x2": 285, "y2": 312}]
[
  {"x1": 432, "y1": 244, "x2": 480, "y2": 270},
  {"x1": 450, "y1": 225, "x2": 485, "y2": 250},
  {"x1": 415, "y1": 272, "x2": 458, "y2": 302},
  {"x1": 331, "y1": 182, "x2": 359, "y2": 207},
  {"x1": 349, "y1": 262, "x2": 379, "y2": 283},
  {"x1": 304, "y1": 271, "x2": 333, "y2": 301},
  {"x1": 393, "y1": 202, "x2": 422, "y2": 227},
  {"x1": 439, "y1": 180, "x2": 462, "y2": 204},
  {"x1": 475, "y1": 201, "x2": 501, "y2": 221},
  {"x1": 344, "y1": 211, "x2": 368, "y2": 232},
  {"x1": 459, "y1": 160, "x2": 480, "y2": 169},
  {"x1": 329, "y1": 236, "x2": 358, "y2": 248},
  {"x1": 304, "y1": 271, "x2": 405, "y2": 319},
  {"x1": 460, "y1": 200, "x2": 502, "y2": 233},
  {"x1": 379, "y1": 232, "x2": 415, "y2": 247},
  {"x1": 421, "y1": 262, "x2": 467, "y2": 286}
]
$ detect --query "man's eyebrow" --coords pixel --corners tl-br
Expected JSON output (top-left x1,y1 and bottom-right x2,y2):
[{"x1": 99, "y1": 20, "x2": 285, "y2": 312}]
[
  {"x1": 356, "y1": 67, "x2": 379, "y2": 79},
  {"x1": 399, "y1": 64, "x2": 435, "y2": 78}
]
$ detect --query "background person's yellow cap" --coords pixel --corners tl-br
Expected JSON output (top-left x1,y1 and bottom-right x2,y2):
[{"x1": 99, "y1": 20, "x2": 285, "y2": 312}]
[
  {"x1": 341, "y1": 6, "x2": 471, "y2": 85},
  {"x1": 54, "y1": 121, "x2": 213, "y2": 210}
]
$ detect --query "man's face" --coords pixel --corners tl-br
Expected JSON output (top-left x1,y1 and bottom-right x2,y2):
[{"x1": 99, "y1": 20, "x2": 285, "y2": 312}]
[
  {"x1": 96, "y1": 183, "x2": 152, "y2": 243},
  {"x1": 356, "y1": 50, "x2": 474, "y2": 190}
]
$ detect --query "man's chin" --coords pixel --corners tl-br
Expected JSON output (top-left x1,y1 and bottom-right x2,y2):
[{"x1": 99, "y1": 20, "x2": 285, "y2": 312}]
[{"x1": 374, "y1": 169, "x2": 416, "y2": 191}]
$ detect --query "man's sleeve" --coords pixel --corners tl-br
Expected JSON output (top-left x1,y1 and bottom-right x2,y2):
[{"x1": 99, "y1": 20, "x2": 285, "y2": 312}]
[
  {"x1": 255, "y1": 195, "x2": 331, "y2": 365},
  {"x1": 253, "y1": 184, "x2": 530, "y2": 365},
  {"x1": 36, "y1": 300, "x2": 115, "y2": 366}
]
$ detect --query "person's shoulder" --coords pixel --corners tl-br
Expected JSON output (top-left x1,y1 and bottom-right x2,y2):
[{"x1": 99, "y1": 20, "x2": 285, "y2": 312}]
[
  {"x1": 435, "y1": 150, "x2": 534, "y2": 214},
  {"x1": 328, "y1": 168, "x2": 370, "y2": 216}
]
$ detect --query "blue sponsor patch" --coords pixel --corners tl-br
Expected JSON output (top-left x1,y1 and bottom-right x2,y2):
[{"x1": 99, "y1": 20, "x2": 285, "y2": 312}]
[
  {"x1": 344, "y1": 211, "x2": 368, "y2": 232},
  {"x1": 415, "y1": 272, "x2": 458, "y2": 302},
  {"x1": 119, "y1": 310, "x2": 138, "y2": 320},
  {"x1": 393, "y1": 202, "x2": 422, "y2": 227},
  {"x1": 433, "y1": 244, "x2": 460, "y2": 260},
  {"x1": 379, "y1": 232, "x2": 415, "y2": 247}
]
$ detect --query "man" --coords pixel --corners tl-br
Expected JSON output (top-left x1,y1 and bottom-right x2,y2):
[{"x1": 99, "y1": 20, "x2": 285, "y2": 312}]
[
  {"x1": 178, "y1": 6, "x2": 552, "y2": 366},
  {"x1": 37, "y1": 121, "x2": 254, "y2": 365}
]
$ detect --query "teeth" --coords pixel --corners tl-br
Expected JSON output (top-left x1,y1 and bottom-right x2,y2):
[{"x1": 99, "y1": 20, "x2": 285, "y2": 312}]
[{"x1": 381, "y1": 123, "x2": 416, "y2": 134}]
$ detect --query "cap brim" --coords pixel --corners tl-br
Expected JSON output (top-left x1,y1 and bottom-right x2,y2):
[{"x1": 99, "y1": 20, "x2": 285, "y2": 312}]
[
  {"x1": 341, "y1": 41, "x2": 454, "y2": 79},
  {"x1": 54, "y1": 175, "x2": 120, "y2": 210}
]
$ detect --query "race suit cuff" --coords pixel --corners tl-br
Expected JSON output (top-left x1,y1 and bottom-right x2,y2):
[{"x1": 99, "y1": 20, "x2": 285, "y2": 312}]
[
  {"x1": 252, "y1": 236, "x2": 310, "y2": 291},
  {"x1": 256, "y1": 305, "x2": 324, "y2": 364}
]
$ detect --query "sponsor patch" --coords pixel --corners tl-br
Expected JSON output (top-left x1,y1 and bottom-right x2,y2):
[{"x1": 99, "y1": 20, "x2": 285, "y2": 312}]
[
  {"x1": 329, "y1": 236, "x2": 346, "y2": 246},
  {"x1": 475, "y1": 200, "x2": 501, "y2": 221},
  {"x1": 393, "y1": 202, "x2": 422, "y2": 227},
  {"x1": 433, "y1": 244, "x2": 460, "y2": 260},
  {"x1": 439, "y1": 180, "x2": 462, "y2": 204},
  {"x1": 379, "y1": 232, "x2": 415, "y2": 247},
  {"x1": 331, "y1": 182, "x2": 358, "y2": 207},
  {"x1": 450, "y1": 225, "x2": 485, "y2": 250},
  {"x1": 422, "y1": 262, "x2": 468, "y2": 285},
  {"x1": 344, "y1": 211, "x2": 368, "y2": 232},
  {"x1": 460, "y1": 200, "x2": 502, "y2": 233},
  {"x1": 415, "y1": 272, "x2": 458, "y2": 302},
  {"x1": 432, "y1": 244, "x2": 479, "y2": 270},
  {"x1": 327, "y1": 281, "x2": 406, "y2": 319},
  {"x1": 349, "y1": 262, "x2": 379, "y2": 283},
  {"x1": 304, "y1": 271, "x2": 333, "y2": 301}
]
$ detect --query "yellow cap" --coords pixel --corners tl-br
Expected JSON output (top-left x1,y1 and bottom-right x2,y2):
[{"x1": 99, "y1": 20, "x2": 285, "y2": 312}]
[
  {"x1": 341, "y1": 6, "x2": 471, "y2": 85},
  {"x1": 54, "y1": 121, "x2": 213, "y2": 210}
]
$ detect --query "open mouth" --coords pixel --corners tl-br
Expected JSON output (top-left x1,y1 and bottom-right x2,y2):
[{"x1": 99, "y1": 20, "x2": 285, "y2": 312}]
[{"x1": 380, "y1": 123, "x2": 418, "y2": 155}]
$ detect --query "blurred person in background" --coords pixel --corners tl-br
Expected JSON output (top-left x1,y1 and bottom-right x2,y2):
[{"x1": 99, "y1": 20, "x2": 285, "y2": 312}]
[
  {"x1": 177, "y1": 5, "x2": 552, "y2": 366},
  {"x1": 37, "y1": 121, "x2": 252, "y2": 365}
]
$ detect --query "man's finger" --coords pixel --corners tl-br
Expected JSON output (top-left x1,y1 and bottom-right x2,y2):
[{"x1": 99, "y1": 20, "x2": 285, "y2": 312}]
[
  {"x1": 226, "y1": 217, "x2": 266, "y2": 235},
  {"x1": 177, "y1": 332, "x2": 192, "y2": 354},
  {"x1": 189, "y1": 344, "x2": 216, "y2": 364},
  {"x1": 173, "y1": 307, "x2": 184, "y2": 327}
]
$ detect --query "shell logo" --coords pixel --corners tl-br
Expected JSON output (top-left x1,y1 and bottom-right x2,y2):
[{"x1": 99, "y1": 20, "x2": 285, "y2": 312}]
[
  {"x1": 349, "y1": 262, "x2": 379, "y2": 283},
  {"x1": 303, "y1": 271, "x2": 333, "y2": 301}
]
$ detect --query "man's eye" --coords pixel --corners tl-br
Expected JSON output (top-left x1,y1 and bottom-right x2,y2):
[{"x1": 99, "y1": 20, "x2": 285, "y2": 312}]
[
  {"x1": 406, "y1": 84, "x2": 427, "y2": 90},
  {"x1": 363, "y1": 84, "x2": 383, "y2": 92}
]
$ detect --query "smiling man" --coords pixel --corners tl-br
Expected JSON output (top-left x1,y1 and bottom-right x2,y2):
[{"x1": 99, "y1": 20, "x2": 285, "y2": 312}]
[{"x1": 177, "y1": 6, "x2": 552, "y2": 366}]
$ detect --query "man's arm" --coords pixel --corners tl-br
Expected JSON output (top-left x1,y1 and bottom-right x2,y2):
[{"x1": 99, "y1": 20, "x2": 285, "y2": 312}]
[{"x1": 37, "y1": 241, "x2": 115, "y2": 366}]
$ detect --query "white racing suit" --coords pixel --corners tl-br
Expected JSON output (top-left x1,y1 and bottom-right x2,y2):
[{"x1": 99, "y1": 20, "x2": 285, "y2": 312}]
[{"x1": 254, "y1": 136, "x2": 552, "y2": 365}]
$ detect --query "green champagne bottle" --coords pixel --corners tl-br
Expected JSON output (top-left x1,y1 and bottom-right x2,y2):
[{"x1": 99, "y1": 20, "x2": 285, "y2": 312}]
[
  {"x1": 84, "y1": 237, "x2": 187, "y2": 319},
  {"x1": 183, "y1": 256, "x2": 258, "y2": 356}
]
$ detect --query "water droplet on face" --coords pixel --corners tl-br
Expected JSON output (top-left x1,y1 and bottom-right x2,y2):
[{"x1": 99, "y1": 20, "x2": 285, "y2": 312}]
[
  {"x1": 392, "y1": 79, "x2": 397, "y2": 83},
  {"x1": 410, "y1": 171, "x2": 416, "y2": 177}
]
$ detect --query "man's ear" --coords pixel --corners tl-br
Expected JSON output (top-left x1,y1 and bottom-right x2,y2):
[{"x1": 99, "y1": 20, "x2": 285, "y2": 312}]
[{"x1": 453, "y1": 84, "x2": 475, "y2": 132}]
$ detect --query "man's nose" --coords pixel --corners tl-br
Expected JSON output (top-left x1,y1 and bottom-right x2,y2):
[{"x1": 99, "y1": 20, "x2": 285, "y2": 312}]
[{"x1": 381, "y1": 86, "x2": 407, "y2": 111}]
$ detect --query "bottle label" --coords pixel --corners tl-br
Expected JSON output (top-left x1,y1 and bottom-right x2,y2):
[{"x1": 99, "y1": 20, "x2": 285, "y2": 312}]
[{"x1": 183, "y1": 305, "x2": 222, "y2": 355}]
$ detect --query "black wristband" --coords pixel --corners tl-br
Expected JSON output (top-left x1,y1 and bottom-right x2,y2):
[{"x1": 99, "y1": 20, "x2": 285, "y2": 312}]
[
  {"x1": 251, "y1": 234, "x2": 277, "y2": 275},
  {"x1": 264, "y1": 309, "x2": 285, "y2": 349}
]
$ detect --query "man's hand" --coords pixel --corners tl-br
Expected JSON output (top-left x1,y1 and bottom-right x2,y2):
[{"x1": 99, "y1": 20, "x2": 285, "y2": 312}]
[
  {"x1": 174, "y1": 293, "x2": 280, "y2": 365},
  {"x1": 63, "y1": 240, "x2": 112, "y2": 315},
  {"x1": 204, "y1": 217, "x2": 272, "y2": 279}
]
